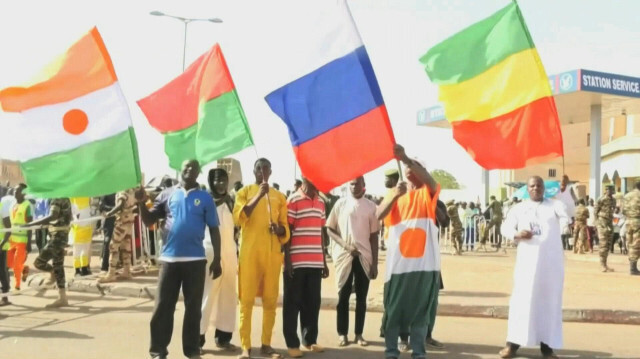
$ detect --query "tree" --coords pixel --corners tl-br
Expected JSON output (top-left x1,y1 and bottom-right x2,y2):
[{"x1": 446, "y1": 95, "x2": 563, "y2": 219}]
[{"x1": 431, "y1": 169, "x2": 460, "y2": 189}]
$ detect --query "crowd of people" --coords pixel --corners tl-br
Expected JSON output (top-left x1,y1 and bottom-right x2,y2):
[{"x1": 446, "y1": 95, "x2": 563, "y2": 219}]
[
  {"x1": 1, "y1": 145, "x2": 639, "y2": 359},
  {"x1": 438, "y1": 176, "x2": 640, "y2": 275}
]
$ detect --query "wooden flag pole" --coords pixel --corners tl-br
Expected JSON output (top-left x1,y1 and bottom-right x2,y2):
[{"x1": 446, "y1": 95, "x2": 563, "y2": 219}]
[
  {"x1": 396, "y1": 160, "x2": 404, "y2": 181},
  {"x1": 262, "y1": 166, "x2": 273, "y2": 226}
]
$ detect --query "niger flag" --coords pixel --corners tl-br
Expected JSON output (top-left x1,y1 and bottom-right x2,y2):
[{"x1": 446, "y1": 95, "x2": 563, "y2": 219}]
[
  {"x1": 0, "y1": 27, "x2": 141, "y2": 198},
  {"x1": 382, "y1": 185, "x2": 441, "y2": 331}
]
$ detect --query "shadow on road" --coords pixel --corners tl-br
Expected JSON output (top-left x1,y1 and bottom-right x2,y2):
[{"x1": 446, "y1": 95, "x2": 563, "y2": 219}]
[
  {"x1": 0, "y1": 329, "x2": 93, "y2": 340},
  {"x1": 312, "y1": 342, "x2": 617, "y2": 359},
  {"x1": 440, "y1": 290, "x2": 509, "y2": 298}
]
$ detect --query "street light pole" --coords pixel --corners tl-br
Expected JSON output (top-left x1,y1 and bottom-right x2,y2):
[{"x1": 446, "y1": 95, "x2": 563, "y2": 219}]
[
  {"x1": 182, "y1": 21, "x2": 188, "y2": 71},
  {"x1": 149, "y1": 11, "x2": 223, "y2": 72}
]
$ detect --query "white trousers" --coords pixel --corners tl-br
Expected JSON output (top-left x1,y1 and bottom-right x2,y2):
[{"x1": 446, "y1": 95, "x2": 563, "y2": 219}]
[{"x1": 200, "y1": 245, "x2": 238, "y2": 334}]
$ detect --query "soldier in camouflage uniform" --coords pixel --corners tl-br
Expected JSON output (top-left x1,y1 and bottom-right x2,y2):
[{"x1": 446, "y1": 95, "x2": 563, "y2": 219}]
[
  {"x1": 446, "y1": 199, "x2": 463, "y2": 255},
  {"x1": 98, "y1": 188, "x2": 138, "y2": 283},
  {"x1": 480, "y1": 196, "x2": 504, "y2": 252},
  {"x1": 573, "y1": 199, "x2": 589, "y2": 254},
  {"x1": 622, "y1": 181, "x2": 640, "y2": 275},
  {"x1": 31, "y1": 198, "x2": 73, "y2": 308},
  {"x1": 595, "y1": 185, "x2": 616, "y2": 272}
]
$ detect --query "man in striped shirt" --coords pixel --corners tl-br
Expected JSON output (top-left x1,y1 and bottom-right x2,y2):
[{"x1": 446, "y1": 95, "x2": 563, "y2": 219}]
[{"x1": 283, "y1": 177, "x2": 329, "y2": 358}]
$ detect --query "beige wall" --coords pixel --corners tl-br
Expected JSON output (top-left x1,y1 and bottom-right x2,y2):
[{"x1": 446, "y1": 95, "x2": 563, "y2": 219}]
[
  {"x1": 0, "y1": 159, "x2": 24, "y2": 186},
  {"x1": 513, "y1": 121, "x2": 590, "y2": 183}
]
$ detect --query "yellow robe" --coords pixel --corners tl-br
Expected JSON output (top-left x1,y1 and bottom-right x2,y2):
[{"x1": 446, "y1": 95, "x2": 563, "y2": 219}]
[
  {"x1": 233, "y1": 184, "x2": 290, "y2": 350},
  {"x1": 70, "y1": 197, "x2": 93, "y2": 268}
]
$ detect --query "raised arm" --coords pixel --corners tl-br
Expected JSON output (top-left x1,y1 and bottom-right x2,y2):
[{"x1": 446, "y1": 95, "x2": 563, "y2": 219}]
[
  {"x1": 394, "y1": 144, "x2": 437, "y2": 196},
  {"x1": 136, "y1": 187, "x2": 165, "y2": 226}
]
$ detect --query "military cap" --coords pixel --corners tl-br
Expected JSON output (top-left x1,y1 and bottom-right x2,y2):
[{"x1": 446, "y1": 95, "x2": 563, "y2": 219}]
[{"x1": 384, "y1": 168, "x2": 399, "y2": 177}]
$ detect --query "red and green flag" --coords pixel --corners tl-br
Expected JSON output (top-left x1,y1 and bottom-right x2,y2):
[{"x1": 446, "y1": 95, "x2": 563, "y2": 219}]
[
  {"x1": 137, "y1": 44, "x2": 253, "y2": 169},
  {"x1": 419, "y1": 2, "x2": 563, "y2": 169}
]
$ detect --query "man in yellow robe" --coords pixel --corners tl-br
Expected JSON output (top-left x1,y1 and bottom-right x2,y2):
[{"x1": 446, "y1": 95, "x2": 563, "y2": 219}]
[{"x1": 233, "y1": 158, "x2": 290, "y2": 359}]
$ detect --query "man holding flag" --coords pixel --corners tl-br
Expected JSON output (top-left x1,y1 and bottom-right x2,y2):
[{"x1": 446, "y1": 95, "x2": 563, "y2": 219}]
[
  {"x1": 377, "y1": 144, "x2": 441, "y2": 359},
  {"x1": 137, "y1": 159, "x2": 222, "y2": 359},
  {"x1": 233, "y1": 158, "x2": 289, "y2": 359}
]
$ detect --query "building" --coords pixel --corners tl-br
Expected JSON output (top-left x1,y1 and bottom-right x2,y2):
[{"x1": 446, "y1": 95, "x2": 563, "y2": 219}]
[
  {"x1": 216, "y1": 158, "x2": 243, "y2": 191},
  {"x1": 0, "y1": 159, "x2": 24, "y2": 187},
  {"x1": 418, "y1": 69, "x2": 640, "y2": 201}
]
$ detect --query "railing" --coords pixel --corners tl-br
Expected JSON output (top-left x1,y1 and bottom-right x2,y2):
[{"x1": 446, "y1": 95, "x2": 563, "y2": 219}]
[
  {"x1": 129, "y1": 216, "x2": 161, "y2": 270},
  {"x1": 438, "y1": 216, "x2": 511, "y2": 252}
]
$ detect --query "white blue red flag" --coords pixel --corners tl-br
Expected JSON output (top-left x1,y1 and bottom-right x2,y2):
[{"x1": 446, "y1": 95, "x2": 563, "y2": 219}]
[{"x1": 264, "y1": 0, "x2": 395, "y2": 192}]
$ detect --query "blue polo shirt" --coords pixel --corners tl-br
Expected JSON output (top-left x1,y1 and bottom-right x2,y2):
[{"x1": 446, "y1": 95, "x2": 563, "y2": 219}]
[{"x1": 151, "y1": 186, "x2": 219, "y2": 262}]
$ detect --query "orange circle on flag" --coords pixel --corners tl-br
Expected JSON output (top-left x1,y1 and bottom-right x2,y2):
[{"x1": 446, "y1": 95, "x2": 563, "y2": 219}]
[
  {"x1": 63, "y1": 109, "x2": 88, "y2": 135},
  {"x1": 399, "y1": 228, "x2": 427, "y2": 258}
]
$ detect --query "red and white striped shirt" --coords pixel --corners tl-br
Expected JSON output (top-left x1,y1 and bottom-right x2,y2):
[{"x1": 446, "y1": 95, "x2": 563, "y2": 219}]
[{"x1": 287, "y1": 189, "x2": 326, "y2": 269}]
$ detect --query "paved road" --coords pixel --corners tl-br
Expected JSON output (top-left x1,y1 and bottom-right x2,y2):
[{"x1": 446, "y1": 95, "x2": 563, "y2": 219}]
[{"x1": 1, "y1": 291, "x2": 638, "y2": 359}]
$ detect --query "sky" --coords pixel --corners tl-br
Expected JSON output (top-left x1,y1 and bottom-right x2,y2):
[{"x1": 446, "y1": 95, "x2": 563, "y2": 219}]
[{"x1": 2, "y1": 0, "x2": 640, "y2": 197}]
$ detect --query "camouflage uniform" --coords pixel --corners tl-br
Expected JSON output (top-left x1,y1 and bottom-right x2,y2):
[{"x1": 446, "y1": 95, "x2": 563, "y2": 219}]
[
  {"x1": 595, "y1": 193, "x2": 616, "y2": 269},
  {"x1": 622, "y1": 189, "x2": 640, "y2": 272},
  {"x1": 481, "y1": 199, "x2": 503, "y2": 248},
  {"x1": 34, "y1": 198, "x2": 73, "y2": 289},
  {"x1": 105, "y1": 188, "x2": 137, "y2": 278},
  {"x1": 573, "y1": 204, "x2": 589, "y2": 254},
  {"x1": 446, "y1": 200, "x2": 463, "y2": 254}
]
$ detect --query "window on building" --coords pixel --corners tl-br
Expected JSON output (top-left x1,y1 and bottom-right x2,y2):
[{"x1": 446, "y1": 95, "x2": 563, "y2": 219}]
[
  {"x1": 548, "y1": 169, "x2": 557, "y2": 178},
  {"x1": 587, "y1": 133, "x2": 590, "y2": 146}
]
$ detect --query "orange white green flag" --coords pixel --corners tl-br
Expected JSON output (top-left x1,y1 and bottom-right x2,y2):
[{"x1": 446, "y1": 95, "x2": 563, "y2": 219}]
[
  {"x1": 0, "y1": 27, "x2": 141, "y2": 198},
  {"x1": 381, "y1": 184, "x2": 441, "y2": 333}
]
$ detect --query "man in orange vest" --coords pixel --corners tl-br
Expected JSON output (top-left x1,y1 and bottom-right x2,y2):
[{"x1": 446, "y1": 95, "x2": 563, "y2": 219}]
[{"x1": 1, "y1": 184, "x2": 32, "y2": 290}]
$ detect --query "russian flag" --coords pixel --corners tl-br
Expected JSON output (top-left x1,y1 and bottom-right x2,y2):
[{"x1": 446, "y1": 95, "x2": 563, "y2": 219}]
[{"x1": 265, "y1": 0, "x2": 395, "y2": 192}]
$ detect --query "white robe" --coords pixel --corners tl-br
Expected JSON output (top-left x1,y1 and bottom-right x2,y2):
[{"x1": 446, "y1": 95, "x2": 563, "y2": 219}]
[
  {"x1": 200, "y1": 202, "x2": 238, "y2": 334},
  {"x1": 326, "y1": 196, "x2": 379, "y2": 291},
  {"x1": 501, "y1": 198, "x2": 568, "y2": 349}
]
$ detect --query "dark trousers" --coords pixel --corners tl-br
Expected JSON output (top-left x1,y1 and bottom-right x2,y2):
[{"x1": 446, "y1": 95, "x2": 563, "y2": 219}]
[
  {"x1": 282, "y1": 268, "x2": 322, "y2": 348},
  {"x1": 507, "y1": 341, "x2": 554, "y2": 355},
  {"x1": 0, "y1": 250, "x2": 9, "y2": 294},
  {"x1": 33, "y1": 232, "x2": 67, "y2": 289},
  {"x1": 337, "y1": 258, "x2": 370, "y2": 336},
  {"x1": 35, "y1": 228, "x2": 48, "y2": 254},
  {"x1": 200, "y1": 329, "x2": 233, "y2": 348},
  {"x1": 150, "y1": 260, "x2": 206, "y2": 358},
  {"x1": 148, "y1": 229, "x2": 157, "y2": 257},
  {"x1": 101, "y1": 218, "x2": 115, "y2": 271}
]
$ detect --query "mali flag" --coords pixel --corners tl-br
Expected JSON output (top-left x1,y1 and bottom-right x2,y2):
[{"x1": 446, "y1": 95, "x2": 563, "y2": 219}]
[
  {"x1": 0, "y1": 27, "x2": 142, "y2": 198},
  {"x1": 419, "y1": 2, "x2": 563, "y2": 169},
  {"x1": 137, "y1": 44, "x2": 254, "y2": 170}
]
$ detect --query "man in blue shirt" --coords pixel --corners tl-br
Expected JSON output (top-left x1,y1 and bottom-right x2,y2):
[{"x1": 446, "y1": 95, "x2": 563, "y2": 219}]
[{"x1": 137, "y1": 159, "x2": 222, "y2": 359}]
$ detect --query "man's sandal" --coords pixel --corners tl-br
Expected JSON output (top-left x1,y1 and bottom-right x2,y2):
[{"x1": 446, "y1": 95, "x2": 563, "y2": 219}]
[
  {"x1": 260, "y1": 345, "x2": 282, "y2": 359},
  {"x1": 498, "y1": 346, "x2": 517, "y2": 359}
]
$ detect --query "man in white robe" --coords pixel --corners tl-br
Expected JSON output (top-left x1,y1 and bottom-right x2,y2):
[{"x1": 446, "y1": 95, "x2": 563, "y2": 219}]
[
  {"x1": 499, "y1": 176, "x2": 568, "y2": 359},
  {"x1": 200, "y1": 168, "x2": 238, "y2": 352},
  {"x1": 326, "y1": 176, "x2": 379, "y2": 347}
]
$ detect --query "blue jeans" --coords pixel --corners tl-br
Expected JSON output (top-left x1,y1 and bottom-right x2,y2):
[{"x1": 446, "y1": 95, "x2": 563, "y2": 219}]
[
  {"x1": 385, "y1": 325, "x2": 427, "y2": 358},
  {"x1": 465, "y1": 227, "x2": 475, "y2": 249}
]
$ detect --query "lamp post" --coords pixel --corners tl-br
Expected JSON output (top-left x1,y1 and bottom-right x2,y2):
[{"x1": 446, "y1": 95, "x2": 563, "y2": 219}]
[{"x1": 149, "y1": 11, "x2": 223, "y2": 71}]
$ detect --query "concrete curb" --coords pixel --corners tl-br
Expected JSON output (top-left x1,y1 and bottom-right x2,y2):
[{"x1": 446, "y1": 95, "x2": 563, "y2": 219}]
[{"x1": 25, "y1": 274, "x2": 640, "y2": 326}]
